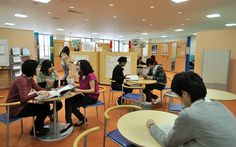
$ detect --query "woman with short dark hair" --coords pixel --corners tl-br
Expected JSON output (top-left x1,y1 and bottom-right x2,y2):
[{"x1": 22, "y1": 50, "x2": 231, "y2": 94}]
[
  {"x1": 60, "y1": 60, "x2": 99, "y2": 133},
  {"x1": 37, "y1": 60, "x2": 63, "y2": 121},
  {"x1": 6, "y1": 60, "x2": 50, "y2": 136},
  {"x1": 146, "y1": 71, "x2": 236, "y2": 146}
]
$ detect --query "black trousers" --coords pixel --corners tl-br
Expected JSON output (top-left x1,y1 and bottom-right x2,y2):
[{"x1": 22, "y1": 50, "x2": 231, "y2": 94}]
[
  {"x1": 48, "y1": 101, "x2": 63, "y2": 116},
  {"x1": 143, "y1": 84, "x2": 165, "y2": 102},
  {"x1": 65, "y1": 94, "x2": 97, "y2": 123},
  {"x1": 17, "y1": 103, "x2": 50, "y2": 131}
]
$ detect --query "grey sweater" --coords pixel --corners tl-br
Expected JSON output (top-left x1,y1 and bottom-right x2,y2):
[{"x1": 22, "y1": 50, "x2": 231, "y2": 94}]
[{"x1": 149, "y1": 100, "x2": 236, "y2": 147}]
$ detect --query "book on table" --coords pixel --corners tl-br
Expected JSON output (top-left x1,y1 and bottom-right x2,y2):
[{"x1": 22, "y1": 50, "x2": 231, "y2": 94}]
[
  {"x1": 126, "y1": 75, "x2": 139, "y2": 81},
  {"x1": 48, "y1": 85, "x2": 75, "y2": 98}
]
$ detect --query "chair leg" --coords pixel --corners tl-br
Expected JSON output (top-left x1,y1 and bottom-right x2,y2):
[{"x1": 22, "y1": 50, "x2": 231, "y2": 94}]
[
  {"x1": 21, "y1": 119, "x2": 23, "y2": 134},
  {"x1": 6, "y1": 124, "x2": 9, "y2": 147},
  {"x1": 84, "y1": 108, "x2": 87, "y2": 128},
  {"x1": 84, "y1": 135, "x2": 87, "y2": 147},
  {"x1": 32, "y1": 117, "x2": 36, "y2": 138},
  {"x1": 96, "y1": 107, "x2": 99, "y2": 118}
]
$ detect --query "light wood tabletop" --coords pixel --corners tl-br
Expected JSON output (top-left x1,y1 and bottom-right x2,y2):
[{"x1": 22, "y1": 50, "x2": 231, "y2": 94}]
[
  {"x1": 127, "y1": 79, "x2": 157, "y2": 85},
  {"x1": 206, "y1": 89, "x2": 236, "y2": 100},
  {"x1": 117, "y1": 110, "x2": 177, "y2": 147}
]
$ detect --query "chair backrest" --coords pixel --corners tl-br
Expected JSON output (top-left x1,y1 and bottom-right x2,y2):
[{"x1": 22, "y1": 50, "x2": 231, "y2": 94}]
[
  {"x1": 73, "y1": 126, "x2": 100, "y2": 147},
  {"x1": 98, "y1": 85, "x2": 106, "y2": 104},
  {"x1": 0, "y1": 96, "x2": 4, "y2": 99},
  {"x1": 0, "y1": 101, "x2": 22, "y2": 123},
  {"x1": 103, "y1": 105, "x2": 142, "y2": 147}
]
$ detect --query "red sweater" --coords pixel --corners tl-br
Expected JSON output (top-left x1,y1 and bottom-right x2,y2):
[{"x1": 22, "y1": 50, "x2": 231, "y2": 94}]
[{"x1": 6, "y1": 76, "x2": 42, "y2": 116}]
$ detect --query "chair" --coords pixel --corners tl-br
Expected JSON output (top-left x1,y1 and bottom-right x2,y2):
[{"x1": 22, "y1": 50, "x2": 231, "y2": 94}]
[
  {"x1": 163, "y1": 90, "x2": 184, "y2": 112},
  {"x1": 0, "y1": 96, "x2": 35, "y2": 147},
  {"x1": 82, "y1": 85, "x2": 106, "y2": 127},
  {"x1": 103, "y1": 105, "x2": 142, "y2": 147},
  {"x1": 73, "y1": 126, "x2": 100, "y2": 147},
  {"x1": 108, "y1": 79, "x2": 124, "y2": 106},
  {"x1": 121, "y1": 84, "x2": 145, "y2": 106}
]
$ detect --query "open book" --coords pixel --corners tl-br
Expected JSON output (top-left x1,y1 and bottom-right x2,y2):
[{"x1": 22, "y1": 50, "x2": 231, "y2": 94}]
[
  {"x1": 34, "y1": 85, "x2": 75, "y2": 104},
  {"x1": 126, "y1": 75, "x2": 139, "y2": 81},
  {"x1": 48, "y1": 85, "x2": 75, "y2": 98}
]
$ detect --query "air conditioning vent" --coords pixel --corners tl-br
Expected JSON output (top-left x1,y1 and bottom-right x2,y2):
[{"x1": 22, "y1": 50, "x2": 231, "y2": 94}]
[{"x1": 68, "y1": 10, "x2": 85, "y2": 15}]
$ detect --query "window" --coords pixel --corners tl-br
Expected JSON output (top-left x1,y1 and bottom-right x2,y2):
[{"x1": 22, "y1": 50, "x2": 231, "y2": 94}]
[{"x1": 39, "y1": 34, "x2": 50, "y2": 60}]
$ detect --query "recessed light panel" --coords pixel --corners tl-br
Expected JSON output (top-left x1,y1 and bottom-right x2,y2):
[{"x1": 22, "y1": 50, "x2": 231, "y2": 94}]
[
  {"x1": 56, "y1": 28, "x2": 64, "y2": 31},
  {"x1": 225, "y1": 23, "x2": 236, "y2": 27},
  {"x1": 5, "y1": 23, "x2": 15, "y2": 26},
  {"x1": 175, "y1": 29, "x2": 184, "y2": 32},
  {"x1": 171, "y1": 0, "x2": 188, "y2": 3},
  {"x1": 206, "y1": 13, "x2": 221, "y2": 18},
  {"x1": 14, "y1": 14, "x2": 28, "y2": 18},
  {"x1": 32, "y1": 0, "x2": 51, "y2": 3}
]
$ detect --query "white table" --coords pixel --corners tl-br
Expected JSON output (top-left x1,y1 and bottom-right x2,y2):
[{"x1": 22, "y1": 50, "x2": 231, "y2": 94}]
[
  {"x1": 117, "y1": 110, "x2": 177, "y2": 147},
  {"x1": 206, "y1": 89, "x2": 236, "y2": 100}
]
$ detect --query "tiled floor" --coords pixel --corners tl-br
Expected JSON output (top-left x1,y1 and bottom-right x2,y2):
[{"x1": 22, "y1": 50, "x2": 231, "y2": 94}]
[{"x1": 0, "y1": 71, "x2": 235, "y2": 147}]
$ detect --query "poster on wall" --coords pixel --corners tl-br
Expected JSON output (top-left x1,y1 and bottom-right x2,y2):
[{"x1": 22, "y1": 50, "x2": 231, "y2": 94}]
[
  {"x1": 72, "y1": 39, "x2": 81, "y2": 51},
  {"x1": 132, "y1": 39, "x2": 140, "y2": 48},
  {"x1": 83, "y1": 42, "x2": 95, "y2": 52},
  {"x1": 140, "y1": 41, "x2": 146, "y2": 48},
  {"x1": 161, "y1": 44, "x2": 168, "y2": 55},
  {"x1": 176, "y1": 43, "x2": 185, "y2": 57},
  {"x1": 151, "y1": 45, "x2": 158, "y2": 54}
]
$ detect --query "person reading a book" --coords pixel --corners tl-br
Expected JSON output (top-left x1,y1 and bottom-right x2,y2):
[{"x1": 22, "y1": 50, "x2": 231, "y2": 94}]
[
  {"x1": 60, "y1": 60, "x2": 99, "y2": 133},
  {"x1": 6, "y1": 60, "x2": 51, "y2": 136},
  {"x1": 37, "y1": 60, "x2": 63, "y2": 121},
  {"x1": 146, "y1": 72, "x2": 236, "y2": 146},
  {"x1": 111, "y1": 56, "x2": 133, "y2": 105},
  {"x1": 141, "y1": 58, "x2": 167, "y2": 105}
]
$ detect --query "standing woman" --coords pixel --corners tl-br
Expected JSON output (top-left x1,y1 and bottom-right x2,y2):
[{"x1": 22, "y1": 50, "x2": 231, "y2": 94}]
[
  {"x1": 6, "y1": 60, "x2": 50, "y2": 136},
  {"x1": 37, "y1": 59, "x2": 63, "y2": 121},
  {"x1": 60, "y1": 60, "x2": 99, "y2": 133},
  {"x1": 60, "y1": 46, "x2": 70, "y2": 86}
]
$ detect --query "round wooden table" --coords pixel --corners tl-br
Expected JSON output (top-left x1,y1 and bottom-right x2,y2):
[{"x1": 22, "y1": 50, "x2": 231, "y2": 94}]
[
  {"x1": 206, "y1": 89, "x2": 236, "y2": 100},
  {"x1": 37, "y1": 91, "x2": 77, "y2": 141},
  {"x1": 117, "y1": 110, "x2": 177, "y2": 147}
]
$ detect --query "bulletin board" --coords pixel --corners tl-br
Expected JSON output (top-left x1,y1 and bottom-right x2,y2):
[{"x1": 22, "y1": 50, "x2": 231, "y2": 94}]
[
  {"x1": 202, "y1": 50, "x2": 230, "y2": 90},
  {"x1": 99, "y1": 52, "x2": 137, "y2": 85},
  {"x1": 0, "y1": 40, "x2": 9, "y2": 66}
]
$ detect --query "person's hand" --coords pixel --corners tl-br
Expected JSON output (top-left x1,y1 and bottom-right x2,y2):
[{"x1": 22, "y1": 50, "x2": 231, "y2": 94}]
[
  {"x1": 142, "y1": 74, "x2": 147, "y2": 79},
  {"x1": 146, "y1": 119, "x2": 155, "y2": 128},
  {"x1": 37, "y1": 90, "x2": 50, "y2": 97}
]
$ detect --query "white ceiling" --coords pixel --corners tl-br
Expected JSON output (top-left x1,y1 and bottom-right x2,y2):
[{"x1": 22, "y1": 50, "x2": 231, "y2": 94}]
[{"x1": 0, "y1": 0, "x2": 236, "y2": 41}]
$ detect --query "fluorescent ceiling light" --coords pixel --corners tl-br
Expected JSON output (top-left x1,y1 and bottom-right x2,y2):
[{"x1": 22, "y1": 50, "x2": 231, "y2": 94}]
[
  {"x1": 32, "y1": 0, "x2": 51, "y2": 3},
  {"x1": 225, "y1": 23, "x2": 236, "y2": 27},
  {"x1": 175, "y1": 29, "x2": 184, "y2": 32},
  {"x1": 109, "y1": 3, "x2": 114, "y2": 7},
  {"x1": 193, "y1": 33, "x2": 197, "y2": 35},
  {"x1": 69, "y1": 6, "x2": 75, "y2": 9},
  {"x1": 160, "y1": 35, "x2": 168, "y2": 38},
  {"x1": 5, "y1": 23, "x2": 15, "y2": 26},
  {"x1": 92, "y1": 32, "x2": 98, "y2": 35},
  {"x1": 141, "y1": 32, "x2": 149, "y2": 35},
  {"x1": 150, "y1": 6, "x2": 155, "y2": 9},
  {"x1": 56, "y1": 28, "x2": 64, "y2": 31},
  {"x1": 14, "y1": 14, "x2": 28, "y2": 18},
  {"x1": 206, "y1": 13, "x2": 221, "y2": 18},
  {"x1": 171, "y1": 0, "x2": 188, "y2": 3}
]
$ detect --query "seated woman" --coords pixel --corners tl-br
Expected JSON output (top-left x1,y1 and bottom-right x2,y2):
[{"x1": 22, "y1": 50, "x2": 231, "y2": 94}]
[
  {"x1": 37, "y1": 60, "x2": 63, "y2": 121},
  {"x1": 146, "y1": 71, "x2": 236, "y2": 146},
  {"x1": 60, "y1": 60, "x2": 99, "y2": 133},
  {"x1": 6, "y1": 60, "x2": 50, "y2": 136}
]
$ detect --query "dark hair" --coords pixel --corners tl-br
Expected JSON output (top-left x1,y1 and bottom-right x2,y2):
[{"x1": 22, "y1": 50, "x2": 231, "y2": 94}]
[
  {"x1": 22, "y1": 59, "x2": 38, "y2": 77},
  {"x1": 40, "y1": 60, "x2": 53, "y2": 76},
  {"x1": 151, "y1": 55, "x2": 158, "y2": 64},
  {"x1": 60, "y1": 46, "x2": 70, "y2": 57},
  {"x1": 77, "y1": 60, "x2": 94, "y2": 76},
  {"x1": 118, "y1": 57, "x2": 127, "y2": 63},
  {"x1": 146, "y1": 58, "x2": 154, "y2": 66},
  {"x1": 171, "y1": 71, "x2": 207, "y2": 103}
]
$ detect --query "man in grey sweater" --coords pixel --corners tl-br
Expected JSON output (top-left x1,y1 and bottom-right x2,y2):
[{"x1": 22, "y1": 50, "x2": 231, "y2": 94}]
[{"x1": 147, "y1": 71, "x2": 236, "y2": 147}]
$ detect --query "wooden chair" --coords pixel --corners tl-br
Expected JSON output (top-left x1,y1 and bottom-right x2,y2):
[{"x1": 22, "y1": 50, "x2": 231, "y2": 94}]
[
  {"x1": 103, "y1": 105, "x2": 142, "y2": 147},
  {"x1": 73, "y1": 126, "x2": 100, "y2": 147},
  {"x1": 0, "y1": 96, "x2": 35, "y2": 147}
]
